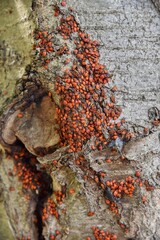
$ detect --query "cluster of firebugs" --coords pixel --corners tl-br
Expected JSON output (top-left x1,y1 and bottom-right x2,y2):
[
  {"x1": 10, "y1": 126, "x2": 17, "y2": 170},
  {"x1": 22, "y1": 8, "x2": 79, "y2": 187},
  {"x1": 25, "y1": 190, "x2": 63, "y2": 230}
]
[{"x1": 15, "y1": 1, "x2": 156, "y2": 240}]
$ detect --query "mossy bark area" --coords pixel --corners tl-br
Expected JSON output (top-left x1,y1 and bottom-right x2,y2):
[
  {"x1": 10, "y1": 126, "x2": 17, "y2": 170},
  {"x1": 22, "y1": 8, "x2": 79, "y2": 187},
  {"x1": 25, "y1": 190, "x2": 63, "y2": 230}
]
[
  {"x1": 0, "y1": 0, "x2": 160, "y2": 240},
  {"x1": 0, "y1": 201, "x2": 14, "y2": 240},
  {"x1": 0, "y1": 0, "x2": 34, "y2": 112},
  {"x1": 0, "y1": 0, "x2": 34, "y2": 239}
]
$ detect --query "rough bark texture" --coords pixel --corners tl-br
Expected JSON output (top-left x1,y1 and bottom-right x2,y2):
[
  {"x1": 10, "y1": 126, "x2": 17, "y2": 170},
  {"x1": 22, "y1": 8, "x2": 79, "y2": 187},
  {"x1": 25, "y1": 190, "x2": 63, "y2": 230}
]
[
  {"x1": 0, "y1": 0, "x2": 160, "y2": 240},
  {"x1": 152, "y1": 0, "x2": 160, "y2": 11}
]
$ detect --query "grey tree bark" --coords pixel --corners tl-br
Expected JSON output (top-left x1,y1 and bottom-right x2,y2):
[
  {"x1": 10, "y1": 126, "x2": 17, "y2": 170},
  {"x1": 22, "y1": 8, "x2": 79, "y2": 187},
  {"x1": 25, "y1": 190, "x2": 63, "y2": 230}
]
[{"x1": 0, "y1": 0, "x2": 160, "y2": 240}]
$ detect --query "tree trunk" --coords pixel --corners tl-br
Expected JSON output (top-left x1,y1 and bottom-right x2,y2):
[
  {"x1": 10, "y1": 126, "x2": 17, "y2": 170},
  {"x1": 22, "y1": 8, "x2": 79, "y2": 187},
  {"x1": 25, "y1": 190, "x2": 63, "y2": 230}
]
[{"x1": 0, "y1": 0, "x2": 160, "y2": 240}]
